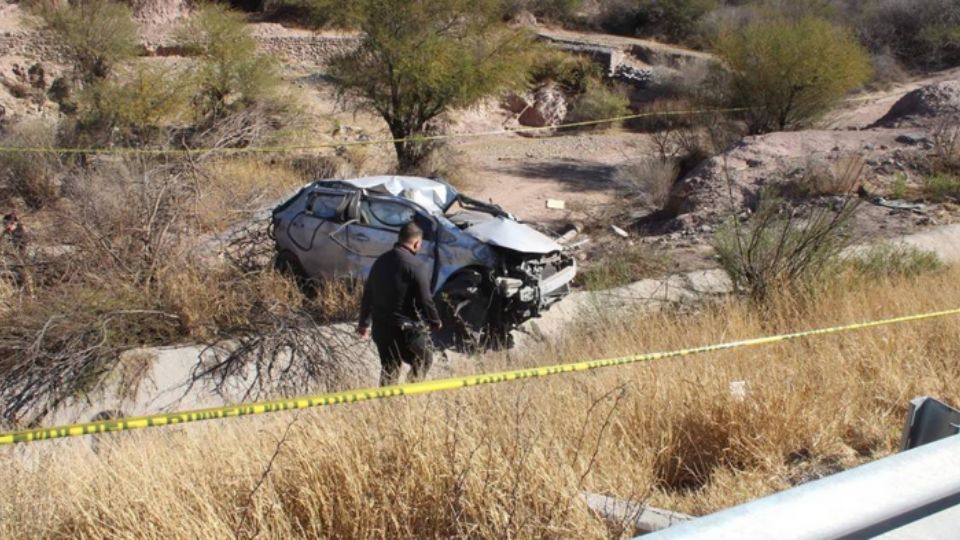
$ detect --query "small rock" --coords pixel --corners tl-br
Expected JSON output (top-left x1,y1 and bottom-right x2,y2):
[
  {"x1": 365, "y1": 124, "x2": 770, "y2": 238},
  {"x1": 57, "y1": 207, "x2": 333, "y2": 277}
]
[
  {"x1": 502, "y1": 92, "x2": 531, "y2": 115},
  {"x1": 863, "y1": 143, "x2": 875, "y2": 151},
  {"x1": 895, "y1": 133, "x2": 929, "y2": 145},
  {"x1": 518, "y1": 83, "x2": 567, "y2": 128}
]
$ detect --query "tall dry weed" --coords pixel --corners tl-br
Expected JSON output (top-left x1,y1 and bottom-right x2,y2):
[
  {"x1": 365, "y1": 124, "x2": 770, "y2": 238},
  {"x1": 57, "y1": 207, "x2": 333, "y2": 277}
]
[{"x1": 2, "y1": 267, "x2": 960, "y2": 537}]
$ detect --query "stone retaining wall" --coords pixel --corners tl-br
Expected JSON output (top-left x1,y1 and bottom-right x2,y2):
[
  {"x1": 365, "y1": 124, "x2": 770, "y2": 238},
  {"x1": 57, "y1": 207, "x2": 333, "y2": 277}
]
[
  {"x1": 255, "y1": 34, "x2": 361, "y2": 65},
  {"x1": 0, "y1": 31, "x2": 65, "y2": 63}
]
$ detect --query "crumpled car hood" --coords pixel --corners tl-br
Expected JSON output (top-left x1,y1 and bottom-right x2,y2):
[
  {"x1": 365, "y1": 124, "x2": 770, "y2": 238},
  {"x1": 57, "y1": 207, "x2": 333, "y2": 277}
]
[
  {"x1": 463, "y1": 218, "x2": 562, "y2": 254},
  {"x1": 343, "y1": 176, "x2": 458, "y2": 215}
]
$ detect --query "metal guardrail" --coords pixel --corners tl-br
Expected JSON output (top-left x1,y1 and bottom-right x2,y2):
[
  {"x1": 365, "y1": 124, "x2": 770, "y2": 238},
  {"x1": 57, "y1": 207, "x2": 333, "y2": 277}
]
[{"x1": 642, "y1": 397, "x2": 960, "y2": 539}]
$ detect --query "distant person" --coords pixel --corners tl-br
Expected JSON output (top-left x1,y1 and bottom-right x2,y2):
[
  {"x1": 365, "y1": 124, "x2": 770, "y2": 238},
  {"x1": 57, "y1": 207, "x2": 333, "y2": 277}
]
[
  {"x1": 2, "y1": 213, "x2": 27, "y2": 253},
  {"x1": 357, "y1": 222, "x2": 442, "y2": 386}
]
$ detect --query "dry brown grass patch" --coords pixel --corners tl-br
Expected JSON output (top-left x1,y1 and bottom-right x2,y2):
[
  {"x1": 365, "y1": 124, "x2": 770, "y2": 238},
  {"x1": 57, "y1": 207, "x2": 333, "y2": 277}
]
[
  {"x1": 2, "y1": 268, "x2": 960, "y2": 536},
  {"x1": 194, "y1": 157, "x2": 303, "y2": 233}
]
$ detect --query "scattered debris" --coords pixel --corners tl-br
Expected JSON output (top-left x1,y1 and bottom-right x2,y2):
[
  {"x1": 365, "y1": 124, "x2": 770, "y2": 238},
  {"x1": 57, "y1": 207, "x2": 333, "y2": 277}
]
[
  {"x1": 545, "y1": 199, "x2": 566, "y2": 210},
  {"x1": 557, "y1": 227, "x2": 579, "y2": 244},
  {"x1": 729, "y1": 380, "x2": 748, "y2": 401},
  {"x1": 610, "y1": 224, "x2": 630, "y2": 238},
  {"x1": 871, "y1": 197, "x2": 927, "y2": 213}
]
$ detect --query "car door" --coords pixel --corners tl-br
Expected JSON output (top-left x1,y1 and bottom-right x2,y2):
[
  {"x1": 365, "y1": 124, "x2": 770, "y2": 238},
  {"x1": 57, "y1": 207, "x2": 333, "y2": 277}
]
[
  {"x1": 336, "y1": 194, "x2": 437, "y2": 282},
  {"x1": 286, "y1": 190, "x2": 354, "y2": 279}
]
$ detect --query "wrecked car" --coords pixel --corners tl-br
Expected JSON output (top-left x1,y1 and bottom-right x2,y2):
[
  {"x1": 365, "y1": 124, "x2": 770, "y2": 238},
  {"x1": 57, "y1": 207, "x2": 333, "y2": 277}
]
[{"x1": 270, "y1": 176, "x2": 577, "y2": 348}]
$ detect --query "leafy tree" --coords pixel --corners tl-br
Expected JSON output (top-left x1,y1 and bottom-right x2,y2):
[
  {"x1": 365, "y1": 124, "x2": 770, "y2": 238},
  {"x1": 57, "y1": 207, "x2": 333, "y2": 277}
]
[
  {"x1": 39, "y1": 0, "x2": 139, "y2": 83},
  {"x1": 329, "y1": 0, "x2": 536, "y2": 171},
  {"x1": 634, "y1": 0, "x2": 718, "y2": 45},
  {"x1": 504, "y1": 0, "x2": 584, "y2": 23},
  {"x1": 74, "y1": 63, "x2": 192, "y2": 146},
  {"x1": 714, "y1": 16, "x2": 872, "y2": 134},
  {"x1": 176, "y1": 4, "x2": 281, "y2": 121},
  {"x1": 262, "y1": 0, "x2": 354, "y2": 28},
  {"x1": 860, "y1": 0, "x2": 960, "y2": 70}
]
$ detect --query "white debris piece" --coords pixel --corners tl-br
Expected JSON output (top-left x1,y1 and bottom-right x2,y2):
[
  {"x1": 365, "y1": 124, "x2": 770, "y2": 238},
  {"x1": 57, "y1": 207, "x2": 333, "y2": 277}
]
[
  {"x1": 610, "y1": 224, "x2": 630, "y2": 238},
  {"x1": 729, "y1": 380, "x2": 748, "y2": 401},
  {"x1": 546, "y1": 199, "x2": 566, "y2": 210}
]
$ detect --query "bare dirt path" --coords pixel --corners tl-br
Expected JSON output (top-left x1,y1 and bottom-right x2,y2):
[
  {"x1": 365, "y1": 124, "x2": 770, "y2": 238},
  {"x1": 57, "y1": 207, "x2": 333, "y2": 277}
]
[
  {"x1": 822, "y1": 67, "x2": 960, "y2": 129},
  {"x1": 454, "y1": 129, "x2": 654, "y2": 225}
]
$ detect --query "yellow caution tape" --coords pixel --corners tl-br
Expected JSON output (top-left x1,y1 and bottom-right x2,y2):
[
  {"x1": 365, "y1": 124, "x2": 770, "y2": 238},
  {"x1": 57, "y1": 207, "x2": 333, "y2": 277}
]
[
  {"x1": 0, "y1": 107, "x2": 748, "y2": 156},
  {"x1": 1, "y1": 306, "x2": 958, "y2": 446},
  {"x1": 0, "y1": 91, "x2": 885, "y2": 157}
]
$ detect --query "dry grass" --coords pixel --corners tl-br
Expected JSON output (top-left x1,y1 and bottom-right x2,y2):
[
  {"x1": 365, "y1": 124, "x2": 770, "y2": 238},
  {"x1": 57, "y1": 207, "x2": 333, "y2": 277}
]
[
  {"x1": 193, "y1": 157, "x2": 304, "y2": 233},
  {"x1": 1, "y1": 267, "x2": 959, "y2": 537}
]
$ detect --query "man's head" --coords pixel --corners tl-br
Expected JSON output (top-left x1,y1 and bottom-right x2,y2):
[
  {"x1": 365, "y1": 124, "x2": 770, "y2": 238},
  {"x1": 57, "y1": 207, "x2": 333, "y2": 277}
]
[
  {"x1": 3, "y1": 213, "x2": 18, "y2": 234},
  {"x1": 398, "y1": 221, "x2": 424, "y2": 253}
]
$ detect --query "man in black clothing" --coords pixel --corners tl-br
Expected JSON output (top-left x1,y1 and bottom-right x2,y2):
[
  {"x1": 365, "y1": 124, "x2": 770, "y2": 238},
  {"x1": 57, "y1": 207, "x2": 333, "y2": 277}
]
[
  {"x1": 2, "y1": 213, "x2": 27, "y2": 253},
  {"x1": 357, "y1": 222, "x2": 442, "y2": 386}
]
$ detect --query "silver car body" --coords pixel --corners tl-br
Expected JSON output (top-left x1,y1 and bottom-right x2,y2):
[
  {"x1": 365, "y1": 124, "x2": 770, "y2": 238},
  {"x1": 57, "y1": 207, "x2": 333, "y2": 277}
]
[{"x1": 271, "y1": 175, "x2": 576, "y2": 334}]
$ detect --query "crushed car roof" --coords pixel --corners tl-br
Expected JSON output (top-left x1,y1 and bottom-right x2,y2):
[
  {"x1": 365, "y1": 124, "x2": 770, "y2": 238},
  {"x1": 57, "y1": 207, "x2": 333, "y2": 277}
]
[{"x1": 335, "y1": 176, "x2": 459, "y2": 215}]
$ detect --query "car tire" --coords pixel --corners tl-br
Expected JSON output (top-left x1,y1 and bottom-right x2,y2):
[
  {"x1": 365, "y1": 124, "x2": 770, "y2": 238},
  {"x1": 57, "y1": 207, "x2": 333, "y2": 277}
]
[
  {"x1": 274, "y1": 250, "x2": 316, "y2": 296},
  {"x1": 434, "y1": 270, "x2": 492, "y2": 352}
]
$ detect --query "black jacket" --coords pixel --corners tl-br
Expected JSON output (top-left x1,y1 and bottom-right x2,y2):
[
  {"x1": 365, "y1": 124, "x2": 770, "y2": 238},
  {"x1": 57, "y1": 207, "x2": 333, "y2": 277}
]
[{"x1": 359, "y1": 244, "x2": 441, "y2": 329}]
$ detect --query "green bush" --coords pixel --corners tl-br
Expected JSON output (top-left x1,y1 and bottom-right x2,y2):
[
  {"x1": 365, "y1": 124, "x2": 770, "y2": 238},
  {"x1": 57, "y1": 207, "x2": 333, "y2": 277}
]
[
  {"x1": 714, "y1": 16, "x2": 872, "y2": 134},
  {"x1": 504, "y1": 0, "x2": 584, "y2": 23},
  {"x1": 634, "y1": 0, "x2": 718, "y2": 45},
  {"x1": 923, "y1": 174, "x2": 960, "y2": 202},
  {"x1": 530, "y1": 49, "x2": 602, "y2": 94},
  {"x1": 72, "y1": 63, "x2": 191, "y2": 146},
  {"x1": 851, "y1": 244, "x2": 944, "y2": 280},
  {"x1": 578, "y1": 245, "x2": 667, "y2": 291},
  {"x1": 176, "y1": 4, "x2": 282, "y2": 121},
  {"x1": 262, "y1": 0, "x2": 353, "y2": 29},
  {"x1": 564, "y1": 79, "x2": 630, "y2": 129},
  {"x1": 859, "y1": 0, "x2": 960, "y2": 70},
  {"x1": 38, "y1": 0, "x2": 139, "y2": 83},
  {"x1": 713, "y1": 191, "x2": 858, "y2": 300}
]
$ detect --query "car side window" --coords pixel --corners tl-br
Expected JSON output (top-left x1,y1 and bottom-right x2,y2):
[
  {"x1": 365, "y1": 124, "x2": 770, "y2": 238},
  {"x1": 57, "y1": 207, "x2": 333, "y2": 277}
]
[
  {"x1": 360, "y1": 198, "x2": 435, "y2": 239},
  {"x1": 308, "y1": 193, "x2": 346, "y2": 220},
  {"x1": 361, "y1": 199, "x2": 416, "y2": 229}
]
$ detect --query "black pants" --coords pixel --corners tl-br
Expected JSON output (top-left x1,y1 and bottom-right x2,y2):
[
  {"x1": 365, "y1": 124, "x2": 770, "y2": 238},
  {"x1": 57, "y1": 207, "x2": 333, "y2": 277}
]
[{"x1": 372, "y1": 323, "x2": 433, "y2": 386}]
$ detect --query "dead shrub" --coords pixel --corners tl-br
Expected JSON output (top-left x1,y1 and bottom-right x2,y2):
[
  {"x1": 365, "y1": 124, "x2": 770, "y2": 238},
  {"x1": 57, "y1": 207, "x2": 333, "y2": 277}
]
[
  {"x1": 777, "y1": 156, "x2": 864, "y2": 199},
  {"x1": 930, "y1": 122, "x2": 960, "y2": 176},
  {"x1": 713, "y1": 189, "x2": 859, "y2": 301},
  {"x1": 0, "y1": 152, "x2": 368, "y2": 424},
  {"x1": 193, "y1": 157, "x2": 302, "y2": 233},
  {"x1": 406, "y1": 139, "x2": 471, "y2": 191},
  {"x1": 613, "y1": 158, "x2": 680, "y2": 210},
  {"x1": 0, "y1": 281, "x2": 182, "y2": 426},
  {"x1": 653, "y1": 406, "x2": 736, "y2": 492},
  {"x1": 0, "y1": 121, "x2": 63, "y2": 209}
]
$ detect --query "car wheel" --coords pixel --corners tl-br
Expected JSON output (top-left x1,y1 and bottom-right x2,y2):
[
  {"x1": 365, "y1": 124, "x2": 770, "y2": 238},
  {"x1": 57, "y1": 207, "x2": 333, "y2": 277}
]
[
  {"x1": 434, "y1": 270, "x2": 492, "y2": 352},
  {"x1": 274, "y1": 251, "x2": 316, "y2": 297}
]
